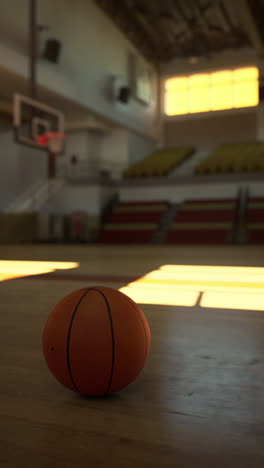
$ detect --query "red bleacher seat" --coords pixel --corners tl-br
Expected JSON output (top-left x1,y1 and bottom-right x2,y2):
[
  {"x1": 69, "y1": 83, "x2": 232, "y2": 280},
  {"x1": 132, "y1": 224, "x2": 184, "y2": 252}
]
[
  {"x1": 246, "y1": 197, "x2": 264, "y2": 244},
  {"x1": 247, "y1": 230, "x2": 264, "y2": 243},
  {"x1": 175, "y1": 210, "x2": 234, "y2": 223},
  {"x1": 98, "y1": 200, "x2": 169, "y2": 244},
  {"x1": 166, "y1": 198, "x2": 236, "y2": 245},
  {"x1": 107, "y1": 212, "x2": 166, "y2": 223},
  {"x1": 247, "y1": 209, "x2": 264, "y2": 222}
]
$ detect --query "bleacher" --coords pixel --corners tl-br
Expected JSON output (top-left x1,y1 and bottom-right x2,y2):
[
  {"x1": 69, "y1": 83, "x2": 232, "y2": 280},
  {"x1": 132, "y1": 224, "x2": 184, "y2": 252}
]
[
  {"x1": 97, "y1": 191, "x2": 264, "y2": 245},
  {"x1": 196, "y1": 142, "x2": 264, "y2": 175},
  {"x1": 166, "y1": 198, "x2": 237, "y2": 244},
  {"x1": 123, "y1": 146, "x2": 194, "y2": 178},
  {"x1": 246, "y1": 196, "x2": 264, "y2": 244},
  {"x1": 97, "y1": 201, "x2": 169, "y2": 244}
]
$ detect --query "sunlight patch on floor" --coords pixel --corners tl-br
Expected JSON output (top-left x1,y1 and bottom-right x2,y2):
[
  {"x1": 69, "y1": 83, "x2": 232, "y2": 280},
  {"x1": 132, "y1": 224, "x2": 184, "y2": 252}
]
[
  {"x1": 120, "y1": 264, "x2": 264, "y2": 310},
  {"x1": 201, "y1": 291, "x2": 264, "y2": 311},
  {"x1": 120, "y1": 285, "x2": 199, "y2": 306},
  {"x1": 0, "y1": 261, "x2": 80, "y2": 281}
]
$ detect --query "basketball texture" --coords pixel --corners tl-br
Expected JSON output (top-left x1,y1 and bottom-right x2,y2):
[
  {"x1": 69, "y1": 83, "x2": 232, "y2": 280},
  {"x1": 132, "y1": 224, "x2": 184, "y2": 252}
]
[{"x1": 42, "y1": 286, "x2": 150, "y2": 396}]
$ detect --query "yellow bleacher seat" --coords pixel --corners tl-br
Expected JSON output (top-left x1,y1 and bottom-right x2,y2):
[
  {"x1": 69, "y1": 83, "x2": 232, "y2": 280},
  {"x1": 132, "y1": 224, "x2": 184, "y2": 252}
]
[
  {"x1": 196, "y1": 142, "x2": 264, "y2": 175},
  {"x1": 124, "y1": 146, "x2": 194, "y2": 178}
]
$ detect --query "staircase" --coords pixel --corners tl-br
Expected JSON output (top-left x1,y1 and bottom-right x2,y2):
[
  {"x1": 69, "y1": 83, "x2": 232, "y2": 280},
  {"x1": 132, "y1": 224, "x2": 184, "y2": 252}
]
[
  {"x1": 169, "y1": 148, "x2": 216, "y2": 176},
  {"x1": 233, "y1": 187, "x2": 248, "y2": 244},
  {"x1": 101, "y1": 192, "x2": 119, "y2": 225},
  {"x1": 5, "y1": 178, "x2": 65, "y2": 213},
  {"x1": 152, "y1": 202, "x2": 180, "y2": 244}
]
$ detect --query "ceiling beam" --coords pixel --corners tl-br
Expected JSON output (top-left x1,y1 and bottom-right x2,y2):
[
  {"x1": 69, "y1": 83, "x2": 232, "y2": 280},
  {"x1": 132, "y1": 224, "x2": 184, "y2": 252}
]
[
  {"x1": 171, "y1": 0, "x2": 212, "y2": 56},
  {"x1": 123, "y1": 0, "x2": 134, "y2": 7},
  {"x1": 94, "y1": 0, "x2": 158, "y2": 64},
  {"x1": 217, "y1": 1, "x2": 234, "y2": 32},
  {"x1": 238, "y1": 0, "x2": 264, "y2": 57},
  {"x1": 158, "y1": 13, "x2": 181, "y2": 44},
  {"x1": 132, "y1": 8, "x2": 165, "y2": 54},
  {"x1": 188, "y1": 0, "x2": 211, "y2": 34},
  {"x1": 171, "y1": 0, "x2": 193, "y2": 35}
]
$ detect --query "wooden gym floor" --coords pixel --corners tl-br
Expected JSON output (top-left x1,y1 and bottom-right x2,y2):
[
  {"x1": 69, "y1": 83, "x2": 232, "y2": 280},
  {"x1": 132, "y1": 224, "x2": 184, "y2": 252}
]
[{"x1": 1, "y1": 244, "x2": 264, "y2": 467}]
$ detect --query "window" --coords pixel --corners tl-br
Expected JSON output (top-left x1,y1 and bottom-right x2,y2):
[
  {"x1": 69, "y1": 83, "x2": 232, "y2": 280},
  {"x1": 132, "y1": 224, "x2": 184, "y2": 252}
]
[
  {"x1": 165, "y1": 66, "x2": 259, "y2": 116},
  {"x1": 211, "y1": 70, "x2": 232, "y2": 111}
]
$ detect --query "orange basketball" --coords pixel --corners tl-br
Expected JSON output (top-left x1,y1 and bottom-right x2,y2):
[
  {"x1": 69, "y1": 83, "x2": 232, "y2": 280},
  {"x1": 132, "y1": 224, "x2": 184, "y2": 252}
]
[{"x1": 42, "y1": 286, "x2": 150, "y2": 396}]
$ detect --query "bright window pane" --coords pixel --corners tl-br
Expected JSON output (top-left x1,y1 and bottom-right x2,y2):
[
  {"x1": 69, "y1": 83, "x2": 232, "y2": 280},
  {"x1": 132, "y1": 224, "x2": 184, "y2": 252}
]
[
  {"x1": 233, "y1": 80, "x2": 259, "y2": 108},
  {"x1": 189, "y1": 87, "x2": 210, "y2": 112},
  {"x1": 165, "y1": 77, "x2": 188, "y2": 115},
  {"x1": 211, "y1": 70, "x2": 232, "y2": 85},
  {"x1": 189, "y1": 74, "x2": 210, "y2": 113},
  {"x1": 164, "y1": 66, "x2": 259, "y2": 116},
  {"x1": 211, "y1": 70, "x2": 232, "y2": 110},
  {"x1": 165, "y1": 90, "x2": 188, "y2": 115},
  {"x1": 166, "y1": 77, "x2": 188, "y2": 91},
  {"x1": 189, "y1": 73, "x2": 209, "y2": 87},
  {"x1": 211, "y1": 83, "x2": 233, "y2": 110},
  {"x1": 233, "y1": 67, "x2": 259, "y2": 82}
]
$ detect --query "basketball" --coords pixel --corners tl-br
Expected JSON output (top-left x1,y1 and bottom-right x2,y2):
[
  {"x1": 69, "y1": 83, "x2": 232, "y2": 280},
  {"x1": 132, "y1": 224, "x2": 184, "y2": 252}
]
[{"x1": 42, "y1": 286, "x2": 150, "y2": 396}]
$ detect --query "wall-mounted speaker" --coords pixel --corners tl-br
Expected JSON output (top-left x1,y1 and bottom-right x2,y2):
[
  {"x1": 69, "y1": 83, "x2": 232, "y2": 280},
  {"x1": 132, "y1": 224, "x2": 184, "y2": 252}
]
[
  {"x1": 118, "y1": 86, "x2": 131, "y2": 104},
  {"x1": 43, "y1": 39, "x2": 61, "y2": 63}
]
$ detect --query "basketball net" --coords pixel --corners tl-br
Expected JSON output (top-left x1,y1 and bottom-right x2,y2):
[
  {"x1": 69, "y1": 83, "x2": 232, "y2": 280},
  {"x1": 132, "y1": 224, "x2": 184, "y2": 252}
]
[{"x1": 37, "y1": 132, "x2": 65, "y2": 154}]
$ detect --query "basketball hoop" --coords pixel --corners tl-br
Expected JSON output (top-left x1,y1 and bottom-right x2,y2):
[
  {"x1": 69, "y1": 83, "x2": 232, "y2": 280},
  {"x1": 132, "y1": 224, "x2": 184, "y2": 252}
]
[
  {"x1": 37, "y1": 131, "x2": 65, "y2": 155},
  {"x1": 14, "y1": 94, "x2": 65, "y2": 152}
]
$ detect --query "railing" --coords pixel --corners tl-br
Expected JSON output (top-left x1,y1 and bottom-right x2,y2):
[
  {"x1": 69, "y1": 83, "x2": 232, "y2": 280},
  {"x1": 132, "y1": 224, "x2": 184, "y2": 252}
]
[
  {"x1": 57, "y1": 160, "x2": 126, "y2": 181},
  {"x1": 5, "y1": 178, "x2": 66, "y2": 213}
]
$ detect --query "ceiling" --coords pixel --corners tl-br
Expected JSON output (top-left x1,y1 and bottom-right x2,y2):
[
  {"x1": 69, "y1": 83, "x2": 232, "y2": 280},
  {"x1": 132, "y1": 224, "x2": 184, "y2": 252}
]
[{"x1": 94, "y1": 0, "x2": 264, "y2": 66}]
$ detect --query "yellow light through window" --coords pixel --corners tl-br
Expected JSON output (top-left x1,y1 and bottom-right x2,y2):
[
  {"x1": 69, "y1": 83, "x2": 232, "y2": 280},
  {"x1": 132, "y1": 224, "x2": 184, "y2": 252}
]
[
  {"x1": 211, "y1": 70, "x2": 233, "y2": 110},
  {"x1": 166, "y1": 77, "x2": 187, "y2": 90},
  {"x1": 233, "y1": 67, "x2": 259, "y2": 81},
  {"x1": 119, "y1": 264, "x2": 264, "y2": 311},
  {"x1": 164, "y1": 67, "x2": 259, "y2": 115},
  {"x1": 234, "y1": 80, "x2": 259, "y2": 108},
  {"x1": 189, "y1": 73, "x2": 210, "y2": 113},
  {"x1": 0, "y1": 261, "x2": 80, "y2": 281},
  {"x1": 165, "y1": 76, "x2": 188, "y2": 116},
  {"x1": 233, "y1": 67, "x2": 259, "y2": 108}
]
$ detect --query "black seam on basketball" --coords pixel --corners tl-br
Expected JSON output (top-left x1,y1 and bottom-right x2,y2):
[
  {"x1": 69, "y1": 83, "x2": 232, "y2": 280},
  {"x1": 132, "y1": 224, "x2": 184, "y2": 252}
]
[
  {"x1": 66, "y1": 287, "x2": 115, "y2": 396},
  {"x1": 126, "y1": 297, "x2": 148, "y2": 361},
  {"x1": 66, "y1": 288, "x2": 93, "y2": 393},
  {"x1": 96, "y1": 290, "x2": 115, "y2": 395}
]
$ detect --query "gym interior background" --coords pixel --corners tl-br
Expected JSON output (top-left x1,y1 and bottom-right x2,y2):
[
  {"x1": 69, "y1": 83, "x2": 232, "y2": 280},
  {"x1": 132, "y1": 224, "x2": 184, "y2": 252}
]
[{"x1": 1, "y1": 1, "x2": 264, "y2": 467}]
